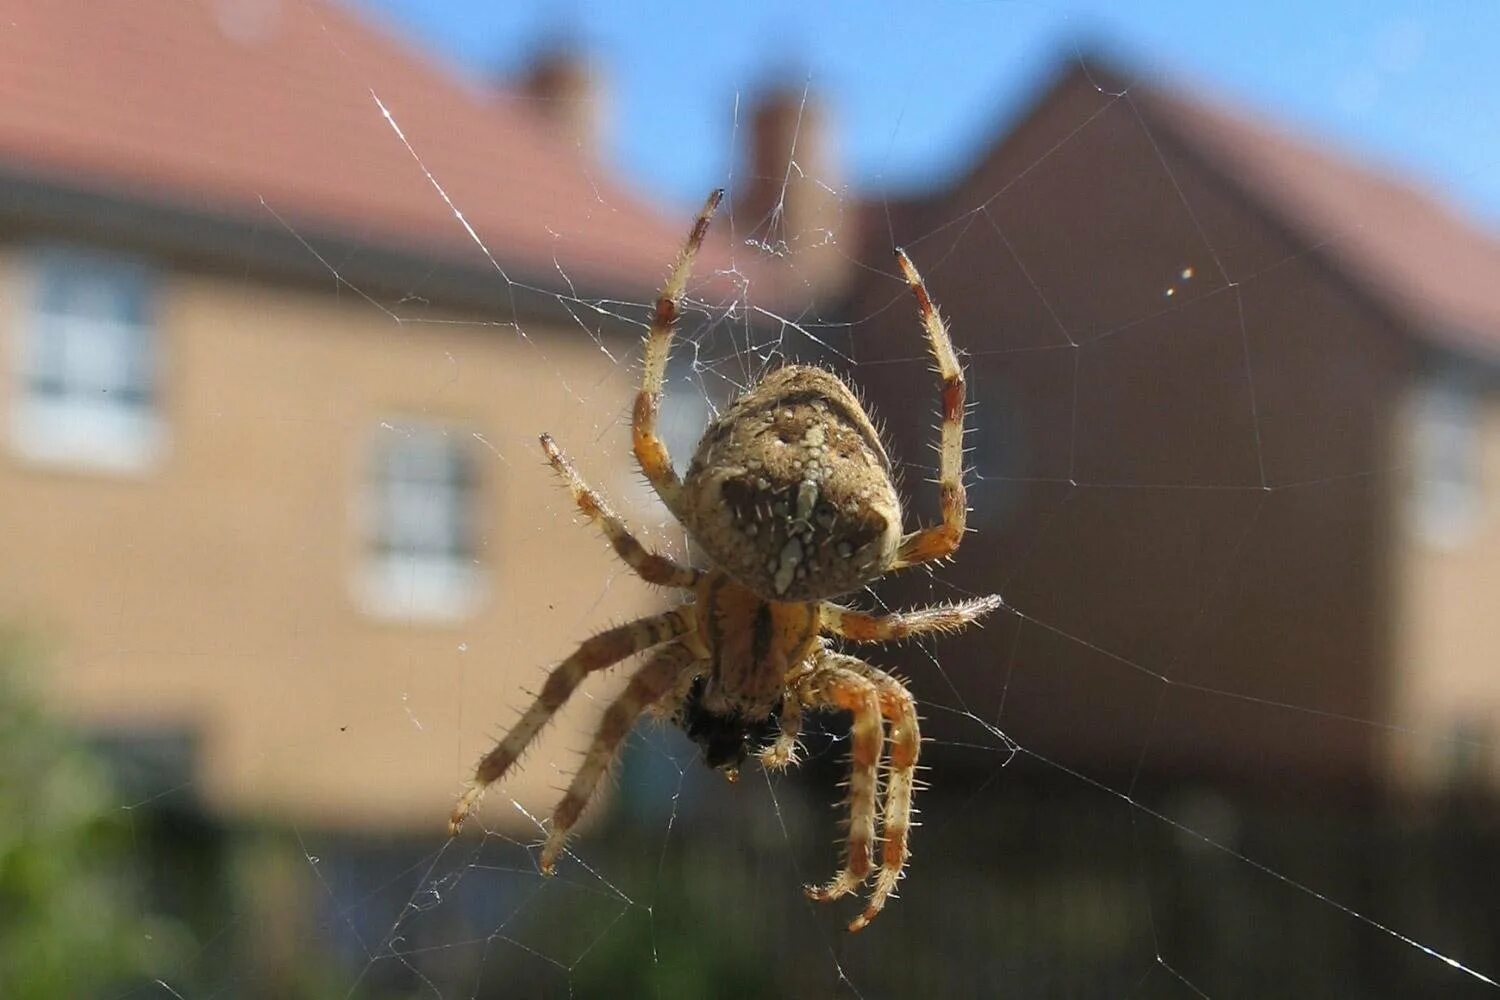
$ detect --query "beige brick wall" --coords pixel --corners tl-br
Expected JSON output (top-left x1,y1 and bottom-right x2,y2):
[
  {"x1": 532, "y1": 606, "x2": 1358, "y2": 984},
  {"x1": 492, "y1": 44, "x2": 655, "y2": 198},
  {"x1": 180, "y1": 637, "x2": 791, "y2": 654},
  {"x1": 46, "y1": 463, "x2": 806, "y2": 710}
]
[{"x1": 0, "y1": 244, "x2": 676, "y2": 832}]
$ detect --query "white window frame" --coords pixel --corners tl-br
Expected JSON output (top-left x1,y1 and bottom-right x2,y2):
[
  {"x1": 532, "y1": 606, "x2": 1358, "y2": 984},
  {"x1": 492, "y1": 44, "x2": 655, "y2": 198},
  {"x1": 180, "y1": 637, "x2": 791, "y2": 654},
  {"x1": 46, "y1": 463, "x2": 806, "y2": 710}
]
[
  {"x1": 8, "y1": 245, "x2": 163, "y2": 473},
  {"x1": 355, "y1": 421, "x2": 485, "y2": 623}
]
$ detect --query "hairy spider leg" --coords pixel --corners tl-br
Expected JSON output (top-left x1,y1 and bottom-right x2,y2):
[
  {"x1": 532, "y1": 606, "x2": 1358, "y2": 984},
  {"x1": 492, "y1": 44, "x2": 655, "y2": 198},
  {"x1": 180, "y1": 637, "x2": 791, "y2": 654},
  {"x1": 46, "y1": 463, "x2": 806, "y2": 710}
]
[
  {"x1": 759, "y1": 693, "x2": 804, "y2": 770},
  {"x1": 891, "y1": 249, "x2": 970, "y2": 569},
  {"x1": 632, "y1": 188, "x2": 724, "y2": 516},
  {"x1": 541, "y1": 434, "x2": 700, "y2": 588},
  {"x1": 820, "y1": 595, "x2": 1003, "y2": 642},
  {"x1": 839, "y1": 656, "x2": 921, "y2": 933},
  {"x1": 449, "y1": 608, "x2": 694, "y2": 836},
  {"x1": 800, "y1": 663, "x2": 884, "y2": 911},
  {"x1": 540, "y1": 642, "x2": 699, "y2": 872},
  {"x1": 812, "y1": 600, "x2": 992, "y2": 929}
]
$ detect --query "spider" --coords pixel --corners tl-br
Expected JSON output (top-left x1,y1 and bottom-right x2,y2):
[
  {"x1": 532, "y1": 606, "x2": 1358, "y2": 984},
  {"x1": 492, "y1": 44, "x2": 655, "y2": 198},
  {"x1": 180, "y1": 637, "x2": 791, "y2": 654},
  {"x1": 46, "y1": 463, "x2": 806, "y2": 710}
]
[{"x1": 449, "y1": 189, "x2": 1000, "y2": 932}]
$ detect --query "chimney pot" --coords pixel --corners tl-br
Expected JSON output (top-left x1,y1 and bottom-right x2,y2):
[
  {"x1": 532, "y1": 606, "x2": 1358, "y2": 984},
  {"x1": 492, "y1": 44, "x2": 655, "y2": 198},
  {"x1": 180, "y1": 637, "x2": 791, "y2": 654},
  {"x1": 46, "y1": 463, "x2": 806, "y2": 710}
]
[{"x1": 521, "y1": 48, "x2": 605, "y2": 156}]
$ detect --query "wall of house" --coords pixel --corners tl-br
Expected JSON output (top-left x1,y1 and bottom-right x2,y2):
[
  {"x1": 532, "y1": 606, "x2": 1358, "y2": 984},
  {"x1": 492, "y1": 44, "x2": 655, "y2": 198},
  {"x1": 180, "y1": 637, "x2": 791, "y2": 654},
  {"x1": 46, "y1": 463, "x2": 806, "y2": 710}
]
[
  {"x1": 1389, "y1": 381, "x2": 1500, "y2": 793},
  {"x1": 0, "y1": 242, "x2": 676, "y2": 832},
  {"x1": 848, "y1": 71, "x2": 1409, "y2": 796}
]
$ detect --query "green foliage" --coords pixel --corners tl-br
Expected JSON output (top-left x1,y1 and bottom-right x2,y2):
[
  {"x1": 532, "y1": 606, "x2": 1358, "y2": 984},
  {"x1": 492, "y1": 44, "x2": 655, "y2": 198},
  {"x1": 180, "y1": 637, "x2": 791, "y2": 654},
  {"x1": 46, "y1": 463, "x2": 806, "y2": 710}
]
[{"x1": 0, "y1": 636, "x2": 188, "y2": 999}]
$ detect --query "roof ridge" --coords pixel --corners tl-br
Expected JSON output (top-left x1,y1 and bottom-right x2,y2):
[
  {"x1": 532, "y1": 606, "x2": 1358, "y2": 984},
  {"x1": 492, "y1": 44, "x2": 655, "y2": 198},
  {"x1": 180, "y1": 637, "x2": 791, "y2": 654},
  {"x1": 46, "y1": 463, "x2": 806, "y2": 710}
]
[{"x1": 0, "y1": 0, "x2": 765, "y2": 303}]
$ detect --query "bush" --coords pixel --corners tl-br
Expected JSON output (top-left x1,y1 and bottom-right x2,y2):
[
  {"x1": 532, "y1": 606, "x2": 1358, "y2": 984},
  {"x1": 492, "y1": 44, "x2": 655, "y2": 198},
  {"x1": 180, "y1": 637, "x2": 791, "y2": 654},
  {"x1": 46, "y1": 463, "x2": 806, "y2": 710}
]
[{"x1": 0, "y1": 635, "x2": 188, "y2": 999}]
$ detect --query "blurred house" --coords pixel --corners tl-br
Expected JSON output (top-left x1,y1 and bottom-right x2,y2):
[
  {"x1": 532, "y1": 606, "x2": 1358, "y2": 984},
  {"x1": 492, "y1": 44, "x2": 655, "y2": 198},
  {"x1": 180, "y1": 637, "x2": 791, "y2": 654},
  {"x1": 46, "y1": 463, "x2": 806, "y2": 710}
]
[
  {"x1": 846, "y1": 59, "x2": 1500, "y2": 800},
  {"x1": 0, "y1": 0, "x2": 762, "y2": 833},
  {"x1": 1, "y1": 0, "x2": 1494, "y2": 837},
  {"x1": 0, "y1": 6, "x2": 1493, "y2": 991}
]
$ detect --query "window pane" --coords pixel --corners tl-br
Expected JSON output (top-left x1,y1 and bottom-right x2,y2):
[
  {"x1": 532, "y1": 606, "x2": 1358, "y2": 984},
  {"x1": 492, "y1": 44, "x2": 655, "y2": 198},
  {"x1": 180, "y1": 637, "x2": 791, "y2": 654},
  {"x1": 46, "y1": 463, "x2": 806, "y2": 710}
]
[
  {"x1": 1411, "y1": 376, "x2": 1481, "y2": 547},
  {"x1": 371, "y1": 429, "x2": 476, "y2": 561},
  {"x1": 11, "y1": 246, "x2": 161, "y2": 471},
  {"x1": 360, "y1": 423, "x2": 483, "y2": 622}
]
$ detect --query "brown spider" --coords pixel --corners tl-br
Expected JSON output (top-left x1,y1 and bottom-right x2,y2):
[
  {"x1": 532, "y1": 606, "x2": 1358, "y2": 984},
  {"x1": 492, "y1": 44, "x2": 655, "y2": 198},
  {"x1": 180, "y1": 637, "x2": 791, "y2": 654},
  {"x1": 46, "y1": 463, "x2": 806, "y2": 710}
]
[{"x1": 449, "y1": 189, "x2": 1000, "y2": 932}]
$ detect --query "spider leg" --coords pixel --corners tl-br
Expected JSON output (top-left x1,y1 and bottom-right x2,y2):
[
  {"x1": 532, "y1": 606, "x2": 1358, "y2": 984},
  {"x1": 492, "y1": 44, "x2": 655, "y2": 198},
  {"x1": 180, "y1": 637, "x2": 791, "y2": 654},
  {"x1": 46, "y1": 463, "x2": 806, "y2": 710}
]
[
  {"x1": 540, "y1": 642, "x2": 700, "y2": 872},
  {"x1": 820, "y1": 595, "x2": 1002, "y2": 643},
  {"x1": 889, "y1": 249, "x2": 969, "y2": 570},
  {"x1": 540, "y1": 434, "x2": 700, "y2": 588},
  {"x1": 798, "y1": 663, "x2": 883, "y2": 912},
  {"x1": 833, "y1": 655, "x2": 921, "y2": 933},
  {"x1": 633, "y1": 188, "x2": 724, "y2": 516},
  {"x1": 449, "y1": 608, "x2": 693, "y2": 836},
  {"x1": 758, "y1": 695, "x2": 804, "y2": 771}
]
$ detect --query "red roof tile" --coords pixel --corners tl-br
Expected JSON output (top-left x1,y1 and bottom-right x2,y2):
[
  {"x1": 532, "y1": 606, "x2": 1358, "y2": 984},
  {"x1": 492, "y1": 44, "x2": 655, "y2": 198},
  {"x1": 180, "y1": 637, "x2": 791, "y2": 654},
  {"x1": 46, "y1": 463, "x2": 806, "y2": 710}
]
[
  {"x1": 0, "y1": 0, "x2": 758, "y2": 299},
  {"x1": 1135, "y1": 77, "x2": 1500, "y2": 357}
]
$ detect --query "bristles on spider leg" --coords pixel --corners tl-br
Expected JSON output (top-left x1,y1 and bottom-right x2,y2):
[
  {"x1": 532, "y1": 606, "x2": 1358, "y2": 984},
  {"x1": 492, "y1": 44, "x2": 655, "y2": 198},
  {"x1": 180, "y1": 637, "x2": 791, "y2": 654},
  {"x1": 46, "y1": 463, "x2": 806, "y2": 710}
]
[
  {"x1": 449, "y1": 614, "x2": 690, "y2": 838},
  {"x1": 539, "y1": 433, "x2": 699, "y2": 588},
  {"x1": 538, "y1": 644, "x2": 689, "y2": 873},
  {"x1": 634, "y1": 192, "x2": 726, "y2": 518}
]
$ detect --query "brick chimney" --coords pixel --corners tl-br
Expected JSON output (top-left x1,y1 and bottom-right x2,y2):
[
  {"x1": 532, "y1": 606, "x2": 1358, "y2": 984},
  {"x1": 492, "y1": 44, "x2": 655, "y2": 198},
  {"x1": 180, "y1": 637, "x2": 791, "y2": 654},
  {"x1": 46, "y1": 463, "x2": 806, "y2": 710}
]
[
  {"x1": 739, "y1": 85, "x2": 855, "y2": 300},
  {"x1": 520, "y1": 47, "x2": 606, "y2": 156}
]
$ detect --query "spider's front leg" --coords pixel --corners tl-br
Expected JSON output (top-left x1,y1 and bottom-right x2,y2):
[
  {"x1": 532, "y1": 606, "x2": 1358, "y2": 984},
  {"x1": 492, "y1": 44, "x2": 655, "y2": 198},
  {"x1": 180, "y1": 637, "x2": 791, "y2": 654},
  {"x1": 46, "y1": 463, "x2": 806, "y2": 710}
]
[
  {"x1": 801, "y1": 652, "x2": 922, "y2": 933},
  {"x1": 890, "y1": 248, "x2": 970, "y2": 570},
  {"x1": 540, "y1": 643, "x2": 700, "y2": 872},
  {"x1": 541, "y1": 434, "x2": 699, "y2": 588},
  {"x1": 632, "y1": 188, "x2": 723, "y2": 515}
]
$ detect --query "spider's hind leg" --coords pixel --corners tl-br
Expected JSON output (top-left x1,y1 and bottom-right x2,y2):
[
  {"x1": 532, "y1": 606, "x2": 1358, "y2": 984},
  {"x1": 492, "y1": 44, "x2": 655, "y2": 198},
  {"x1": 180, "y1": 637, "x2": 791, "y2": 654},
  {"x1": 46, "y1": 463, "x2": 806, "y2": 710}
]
[
  {"x1": 449, "y1": 608, "x2": 693, "y2": 836},
  {"x1": 540, "y1": 642, "x2": 700, "y2": 872},
  {"x1": 798, "y1": 663, "x2": 883, "y2": 911},
  {"x1": 800, "y1": 651, "x2": 921, "y2": 932},
  {"x1": 840, "y1": 657, "x2": 921, "y2": 933}
]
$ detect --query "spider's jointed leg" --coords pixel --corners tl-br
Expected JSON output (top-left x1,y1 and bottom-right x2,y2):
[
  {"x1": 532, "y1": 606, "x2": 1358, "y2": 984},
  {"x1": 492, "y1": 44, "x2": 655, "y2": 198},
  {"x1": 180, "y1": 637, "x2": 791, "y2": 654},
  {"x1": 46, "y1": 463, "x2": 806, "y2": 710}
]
[
  {"x1": 759, "y1": 694, "x2": 804, "y2": 770},
  {"x1": 802, "y1": 652, "x2": 923, "y2": 932},
  {"x1": 801, "y1": 664, "x2": 883, "y2": 909},
  {"x1": 449, "y1": 608, "x2": 694, "y2": 836},
  {"x1": 841, "y1": 656, "x2": 921, "y2": 933},
  {"x1": 449, "y1": 197, "x2": 985, "y2": 929},
  {"x1": 632, "y1": 188, "x2": 723, "y2": 515},
  {"x1": 891, "y1": 248, "x2": 970, "y2": 570},
  {"x1": 541, "y1": 434, "x2": 699, "y2": 588},
  {"x1": 820, "y1": 595, "x2": 1003, "y2": 643},
  {"x1": 540, "y1": 642, "x2": 699, "y2": 872}
]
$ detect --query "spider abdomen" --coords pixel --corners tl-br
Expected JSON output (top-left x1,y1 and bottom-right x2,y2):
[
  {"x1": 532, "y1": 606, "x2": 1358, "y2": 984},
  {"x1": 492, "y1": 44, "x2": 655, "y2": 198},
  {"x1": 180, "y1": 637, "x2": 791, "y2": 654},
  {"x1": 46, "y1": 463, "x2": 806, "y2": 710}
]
[{"x1": 683, "y1": 366, "x2": 902, "y2": 601}]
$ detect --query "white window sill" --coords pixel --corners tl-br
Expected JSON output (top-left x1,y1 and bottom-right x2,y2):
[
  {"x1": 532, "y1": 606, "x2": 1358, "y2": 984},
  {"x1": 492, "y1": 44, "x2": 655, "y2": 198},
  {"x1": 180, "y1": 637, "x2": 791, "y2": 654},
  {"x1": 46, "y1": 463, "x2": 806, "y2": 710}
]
[
  {"x1": 355, "y1": 554, "x2": 485, "y2": 624},
  {"x1": 10, "y1": 398, "x2": 165, "y2": 475}
]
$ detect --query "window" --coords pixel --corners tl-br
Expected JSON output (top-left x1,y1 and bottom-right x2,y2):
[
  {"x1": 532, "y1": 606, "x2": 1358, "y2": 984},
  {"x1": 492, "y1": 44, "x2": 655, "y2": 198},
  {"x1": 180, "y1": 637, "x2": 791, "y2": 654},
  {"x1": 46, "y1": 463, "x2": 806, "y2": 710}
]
[
  {"x1": 357, "y1": 423, "x2": 484, "y2": 622},
  {"x1": 1442, "y1": 715, "x2": 1493, "y2": 790},
  {"x1": 1410, "y1": 375, "x2": 1482, "y2": 548},
  {"x1": 9, "y1": 246, "x2": 162, "y2": 472}
]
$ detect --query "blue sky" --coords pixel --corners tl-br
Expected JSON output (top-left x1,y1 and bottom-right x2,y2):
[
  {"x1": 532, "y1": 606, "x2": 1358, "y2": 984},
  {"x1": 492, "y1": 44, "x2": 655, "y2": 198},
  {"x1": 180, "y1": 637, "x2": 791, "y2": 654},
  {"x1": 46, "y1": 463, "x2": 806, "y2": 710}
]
[{"x1": 357, "y1": 0, "x2": 1500, "y2": 223}]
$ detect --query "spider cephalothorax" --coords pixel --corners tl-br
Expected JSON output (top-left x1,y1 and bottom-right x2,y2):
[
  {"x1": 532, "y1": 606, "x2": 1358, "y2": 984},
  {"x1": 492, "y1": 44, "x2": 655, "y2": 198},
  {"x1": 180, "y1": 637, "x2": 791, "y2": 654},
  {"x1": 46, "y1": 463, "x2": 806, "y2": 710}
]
[{"x1": 450, "y1": 189, "x2": 1000, "y2": 932}]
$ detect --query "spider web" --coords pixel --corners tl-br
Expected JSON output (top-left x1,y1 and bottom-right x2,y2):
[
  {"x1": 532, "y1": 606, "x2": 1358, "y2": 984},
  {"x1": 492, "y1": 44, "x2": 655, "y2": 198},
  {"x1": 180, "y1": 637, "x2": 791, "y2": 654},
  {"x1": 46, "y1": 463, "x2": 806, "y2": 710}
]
[{"x1": 64, "y1": 2, "x2": 1500, "y2": 998}]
